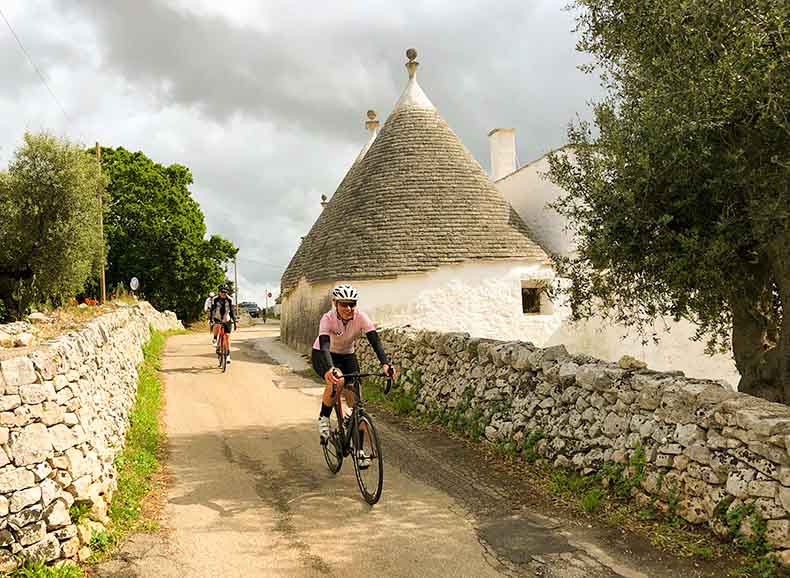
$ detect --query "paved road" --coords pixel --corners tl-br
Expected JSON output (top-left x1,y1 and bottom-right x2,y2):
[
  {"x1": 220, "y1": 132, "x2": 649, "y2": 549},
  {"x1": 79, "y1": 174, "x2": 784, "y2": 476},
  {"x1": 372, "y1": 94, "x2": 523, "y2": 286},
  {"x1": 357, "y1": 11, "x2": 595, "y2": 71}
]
[{"x1": 94, "y1": 325, "x2": 732, "y2": 578}]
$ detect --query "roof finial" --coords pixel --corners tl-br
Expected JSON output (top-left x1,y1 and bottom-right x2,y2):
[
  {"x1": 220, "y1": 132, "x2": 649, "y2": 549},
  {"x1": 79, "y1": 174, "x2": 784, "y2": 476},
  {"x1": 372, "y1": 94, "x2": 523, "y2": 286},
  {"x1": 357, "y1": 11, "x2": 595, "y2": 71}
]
[
  {"x1": 406, "y1": 48, "x2": 418, "y2": 79},
  {"x1": 365, "y1": 110, "x2": 379, "y2": 132},
  {"x1": 394, "y1": 47, "x2": 434, "y2": 111}
]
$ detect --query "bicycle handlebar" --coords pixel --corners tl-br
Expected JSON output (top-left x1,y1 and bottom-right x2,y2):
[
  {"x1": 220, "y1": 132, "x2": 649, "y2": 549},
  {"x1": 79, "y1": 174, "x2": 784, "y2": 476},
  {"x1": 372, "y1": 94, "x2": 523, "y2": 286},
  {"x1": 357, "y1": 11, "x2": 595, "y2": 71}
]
[{"x1": 337, "y1": 370, "x2": 396, "y2": 394}]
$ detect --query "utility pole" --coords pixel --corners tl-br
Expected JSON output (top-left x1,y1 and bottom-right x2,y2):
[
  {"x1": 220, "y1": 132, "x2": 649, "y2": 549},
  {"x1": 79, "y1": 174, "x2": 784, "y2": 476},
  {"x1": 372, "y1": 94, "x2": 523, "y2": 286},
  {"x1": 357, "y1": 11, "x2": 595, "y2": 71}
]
[
  {"x1": 95, "y1": 143, "x2": 107, "y2": 304},
  {"x1": 233, "y1": 256, "x2": 239, "y2": 316}
]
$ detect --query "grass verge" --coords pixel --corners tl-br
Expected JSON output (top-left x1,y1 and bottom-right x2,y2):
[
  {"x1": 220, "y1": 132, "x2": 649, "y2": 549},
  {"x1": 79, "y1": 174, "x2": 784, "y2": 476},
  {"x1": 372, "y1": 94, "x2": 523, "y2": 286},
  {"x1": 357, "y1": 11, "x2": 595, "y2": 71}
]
[
  {"x1": 87, "y1": 328, "x2": 179, "y2": 563},
  {"x1": 7, "y1": 561, "x2": 83, "y2": 578}
]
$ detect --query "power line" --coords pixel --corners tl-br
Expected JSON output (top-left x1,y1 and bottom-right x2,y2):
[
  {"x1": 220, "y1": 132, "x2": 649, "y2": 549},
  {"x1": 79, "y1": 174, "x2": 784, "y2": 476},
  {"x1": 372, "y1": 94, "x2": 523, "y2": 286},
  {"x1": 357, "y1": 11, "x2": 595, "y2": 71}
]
[{"x1": 0, "y1": 6, "x2": 71, "y2": 124}]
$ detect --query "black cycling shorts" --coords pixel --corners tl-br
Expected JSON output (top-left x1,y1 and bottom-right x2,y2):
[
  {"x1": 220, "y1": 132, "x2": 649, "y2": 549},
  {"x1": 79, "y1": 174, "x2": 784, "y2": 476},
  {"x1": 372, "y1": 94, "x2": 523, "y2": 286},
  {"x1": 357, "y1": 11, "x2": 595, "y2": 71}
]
[
  {"x1": 311, "y1": 349, "x2": 359, "y2": 381},
  {"x1": 217, "y1": 321, "x2": 233, "y2": 334}
]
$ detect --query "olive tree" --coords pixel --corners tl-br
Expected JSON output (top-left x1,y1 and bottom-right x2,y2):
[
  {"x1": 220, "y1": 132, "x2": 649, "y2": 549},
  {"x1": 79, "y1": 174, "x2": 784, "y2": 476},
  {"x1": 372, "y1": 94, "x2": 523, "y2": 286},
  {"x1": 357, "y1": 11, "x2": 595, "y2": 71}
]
[
  {"x1": 548, "y1": 0, "x2": 789, "y2": 400},
  {"x1": 0, "y1": 133, "x2": 105, "y2": 319}
]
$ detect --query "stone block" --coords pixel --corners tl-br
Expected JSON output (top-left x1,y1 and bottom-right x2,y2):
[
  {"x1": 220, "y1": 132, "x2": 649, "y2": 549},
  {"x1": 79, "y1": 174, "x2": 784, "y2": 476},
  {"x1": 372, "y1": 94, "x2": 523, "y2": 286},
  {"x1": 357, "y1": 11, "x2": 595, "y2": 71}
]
[
  {"x1": 23, "y1": 533, "x2": 59, "y2": 562},
  {"x1": 78, "y1": 546, "x2": 92, "y2": 562},
  {"x1": 0, "y1": 395, "x2": 20, "y2": 412},
  {"x1": 48, "y1": 424, "x2": 78, "y2": 452},
  {"x1": 44, "y1": 499, "x2": 70, "y2": 530},
  {"x1": 10, "y1": 486, "x2": 41, "y2": 513},
  {"x1": 53, "y1": 524, "x2": 77, "y2": 541},
  {"x1": 40, "y1": 402, "x2": 65, "y2": 427},
  {"x1": 576, "y1": 365, "x2": 612, "y2": 391},
  {"x1": 767, "y1": 519, "x2": 790, "y2": 549},
  {"x1": 16, "y1": 520, "x2": 45, "y2": 546},
  {"x1": 655, "y1": 453, "x2": 673, "y2": 468},
  {"x1": 0, "y1": 357, "x2": 37, "y2": 387},
  {"x1": 726, "y1": 470, "x2": 755, "y2": 498},
  {"x1": 32, "y1": 461, "x2": 52, "y2": 482},
  {"x1": 9, "y1": 423, "x2": 53, "y2": 466},
  {"x1": 53, "y1": 470, "x2": 72, "y2": 488},
  {"x1": 0, "y1": 427, "x2": 7, "y2": 445},
  {"x1": 53, "y1": 374, "x2": 70, "y2": 391},
  {"x1": 61, "y1": 536, "x2": 79, "y2": 559},
  {"x1": 779, "y1": 486, "x2": 790, "y2": 512},
  {"x1": 19, "y1": 382, "x2": 56, "y2": 405},
  {"x1": 0, "y1": 496, "x2": 7, "y2": 517},
  {"x1": 602, "y1": 412, "x2": 628, "y2": 436},
  {"x1": 748, "y1": 480, "x2": 778, "y2": 498},
  {"x1": 685, "y1": 444, "x2": 712, "y2": 465},
  {"x1": 40, "y1": 478, "x2": 59, "y2": 507},
  {"x1": 748, "y1": 440, "x2": 790, "y2": 466},
  {"x1": 754, "y1": 497, "x2": 788, "y2": 520},
  {"x1": 0, "y1": 467, "x2": 35, "y2": 493},
  {"x1": 658, "y1": 443, "x2": 683, "y2": 455},
  {"x1": 678, "y1": 497, "x2": 707, "y2": 524},
  {"x1": 735, "y1": 407, "x2": 790, "y2": 437},
  {"x1": 675, "y1": 424, "x2": 706, "y2": 447}
]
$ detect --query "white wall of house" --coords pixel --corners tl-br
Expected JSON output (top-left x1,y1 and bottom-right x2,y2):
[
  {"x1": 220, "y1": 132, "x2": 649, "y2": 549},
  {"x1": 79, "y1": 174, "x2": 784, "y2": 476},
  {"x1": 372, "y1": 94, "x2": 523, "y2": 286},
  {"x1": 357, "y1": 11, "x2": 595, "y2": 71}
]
[
  {"x1": 495, "y1": 152, "x2": 740, "y2": 387},
  {"x1": 282, "y1": 259, "x2": 558, "y2": 350},
  {"x1": 283, "y1": 253, "x2": 740, "y2": 385},
  {"x1": 496, "y1": 154, "x2": 577, "y2": 258}
]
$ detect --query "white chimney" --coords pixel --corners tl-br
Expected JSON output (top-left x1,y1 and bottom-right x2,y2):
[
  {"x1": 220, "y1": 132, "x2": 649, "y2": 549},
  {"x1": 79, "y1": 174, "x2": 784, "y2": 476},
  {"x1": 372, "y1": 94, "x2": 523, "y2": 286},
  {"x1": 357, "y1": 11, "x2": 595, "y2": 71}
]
[{"x1": 488, "y1": 128, "x2": 517, "y2": 181}]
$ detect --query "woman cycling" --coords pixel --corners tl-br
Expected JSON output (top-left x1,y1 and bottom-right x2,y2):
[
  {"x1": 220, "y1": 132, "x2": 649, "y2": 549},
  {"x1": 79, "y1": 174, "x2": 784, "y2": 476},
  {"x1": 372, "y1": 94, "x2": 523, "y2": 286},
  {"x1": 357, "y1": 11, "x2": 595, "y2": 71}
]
[{"x1": 312, "y1": 284, "x2": 395, "y2": 450}]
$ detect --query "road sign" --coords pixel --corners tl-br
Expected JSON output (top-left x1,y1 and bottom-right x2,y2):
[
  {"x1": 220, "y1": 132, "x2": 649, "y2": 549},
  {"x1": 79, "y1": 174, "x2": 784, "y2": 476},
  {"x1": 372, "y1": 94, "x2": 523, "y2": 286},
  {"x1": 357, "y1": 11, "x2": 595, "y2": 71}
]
[{"x1": 130, "y1": 277, "x2": 139, "y2": 291}]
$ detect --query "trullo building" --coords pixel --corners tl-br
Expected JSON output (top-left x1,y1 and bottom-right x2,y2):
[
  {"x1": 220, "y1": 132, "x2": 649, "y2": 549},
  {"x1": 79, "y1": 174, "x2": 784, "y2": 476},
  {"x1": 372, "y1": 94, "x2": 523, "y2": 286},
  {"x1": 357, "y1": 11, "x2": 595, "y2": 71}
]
[{"x1": 280, "y1": 49, "x2": 558, "y2": 352}]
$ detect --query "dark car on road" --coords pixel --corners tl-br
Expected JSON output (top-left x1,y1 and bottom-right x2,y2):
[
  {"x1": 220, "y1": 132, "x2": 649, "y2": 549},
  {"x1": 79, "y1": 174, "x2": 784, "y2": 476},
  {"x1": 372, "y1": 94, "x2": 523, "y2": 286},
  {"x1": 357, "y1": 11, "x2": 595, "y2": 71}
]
[{"x1": 238, "y1": 302, "x2": 260, "y2": 318}]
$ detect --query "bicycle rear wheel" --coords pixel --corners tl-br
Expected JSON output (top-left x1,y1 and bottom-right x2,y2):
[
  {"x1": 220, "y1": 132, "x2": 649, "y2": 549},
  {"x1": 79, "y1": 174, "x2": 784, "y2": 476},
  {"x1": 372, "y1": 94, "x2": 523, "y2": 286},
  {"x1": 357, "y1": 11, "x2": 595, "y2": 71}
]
[{"x1": 353, "y1": 412, "x2": 383, "y2": 505}]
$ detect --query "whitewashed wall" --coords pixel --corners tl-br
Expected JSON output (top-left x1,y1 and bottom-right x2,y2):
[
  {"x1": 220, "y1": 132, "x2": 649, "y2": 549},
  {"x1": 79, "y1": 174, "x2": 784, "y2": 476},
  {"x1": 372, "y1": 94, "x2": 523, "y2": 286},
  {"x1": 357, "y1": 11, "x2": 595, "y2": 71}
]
[
  {"x1": 282, "y1": 259, "x2": 557, "y2": 352},
  {"x1": 496, "y1": 153, "x2": 740, "y2": 386}
]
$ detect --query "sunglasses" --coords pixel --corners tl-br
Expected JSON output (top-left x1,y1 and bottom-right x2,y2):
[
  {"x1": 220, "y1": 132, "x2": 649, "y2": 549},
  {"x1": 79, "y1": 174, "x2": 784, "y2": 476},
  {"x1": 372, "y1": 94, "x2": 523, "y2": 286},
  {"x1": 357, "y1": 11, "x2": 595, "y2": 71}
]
[{"x1": 337, "y1": 301, "x2": 357, "y2": 308}]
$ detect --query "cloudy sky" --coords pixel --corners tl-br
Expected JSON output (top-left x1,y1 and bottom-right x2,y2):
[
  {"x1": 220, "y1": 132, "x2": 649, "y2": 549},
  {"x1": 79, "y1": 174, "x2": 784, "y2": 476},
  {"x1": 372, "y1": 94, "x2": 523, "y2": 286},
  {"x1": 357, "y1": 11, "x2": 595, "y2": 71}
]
[{"x1": 0, "y1": 0, "x2": 601, "y2": 304}]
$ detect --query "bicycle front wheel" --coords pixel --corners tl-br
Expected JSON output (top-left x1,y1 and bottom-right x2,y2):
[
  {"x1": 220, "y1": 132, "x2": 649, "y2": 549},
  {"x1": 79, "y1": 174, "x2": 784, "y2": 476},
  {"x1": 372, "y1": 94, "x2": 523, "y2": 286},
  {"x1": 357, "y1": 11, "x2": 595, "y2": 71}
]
[{"x1": 353, "y1": 412, "x2": 383, "y2": 505}]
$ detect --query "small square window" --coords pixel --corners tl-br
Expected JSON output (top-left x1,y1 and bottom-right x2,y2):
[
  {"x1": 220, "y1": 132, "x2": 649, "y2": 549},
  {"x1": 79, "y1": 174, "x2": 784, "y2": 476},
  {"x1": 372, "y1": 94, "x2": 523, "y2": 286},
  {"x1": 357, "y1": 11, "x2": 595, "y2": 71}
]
[{"x1": 522, "y1": 287, "x2": 541, "y2": 314}]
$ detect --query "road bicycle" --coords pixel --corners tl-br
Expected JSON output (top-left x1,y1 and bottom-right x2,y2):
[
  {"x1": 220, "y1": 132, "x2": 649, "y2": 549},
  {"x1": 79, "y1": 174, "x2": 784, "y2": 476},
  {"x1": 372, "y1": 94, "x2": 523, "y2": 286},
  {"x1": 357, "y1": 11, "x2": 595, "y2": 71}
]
[
  {"x1": 321, "y1": 370, "x2": 394, "y2": 505},
  {"x1": 215, "y1": 322, "x2": 232, "y2": 372}
]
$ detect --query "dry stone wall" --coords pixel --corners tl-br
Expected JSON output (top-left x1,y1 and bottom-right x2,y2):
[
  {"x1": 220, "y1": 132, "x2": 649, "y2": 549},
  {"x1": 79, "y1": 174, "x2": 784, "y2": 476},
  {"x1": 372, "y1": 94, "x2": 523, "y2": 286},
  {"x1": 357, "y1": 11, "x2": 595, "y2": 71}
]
[
  {"x1": 0, "y1": 303, "x2": 180, "y2": 570},
  {"x1": 358, "y1": 327, "x2": 790, "y2": 556}
]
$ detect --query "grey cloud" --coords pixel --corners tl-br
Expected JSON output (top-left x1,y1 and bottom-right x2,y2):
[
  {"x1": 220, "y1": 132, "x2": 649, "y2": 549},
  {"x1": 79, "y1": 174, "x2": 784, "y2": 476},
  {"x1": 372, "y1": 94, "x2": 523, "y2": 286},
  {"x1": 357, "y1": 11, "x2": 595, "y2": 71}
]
[{"x1": 4, "y1": 1, "x2": 601, "y2": 296}]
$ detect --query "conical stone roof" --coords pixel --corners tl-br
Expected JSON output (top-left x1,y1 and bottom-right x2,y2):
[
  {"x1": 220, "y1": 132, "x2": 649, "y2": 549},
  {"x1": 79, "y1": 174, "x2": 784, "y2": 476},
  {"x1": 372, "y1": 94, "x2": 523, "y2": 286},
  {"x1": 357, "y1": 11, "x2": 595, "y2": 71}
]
[{"x1": 281, "y1": 50, "x2": 550, "y2": 293}]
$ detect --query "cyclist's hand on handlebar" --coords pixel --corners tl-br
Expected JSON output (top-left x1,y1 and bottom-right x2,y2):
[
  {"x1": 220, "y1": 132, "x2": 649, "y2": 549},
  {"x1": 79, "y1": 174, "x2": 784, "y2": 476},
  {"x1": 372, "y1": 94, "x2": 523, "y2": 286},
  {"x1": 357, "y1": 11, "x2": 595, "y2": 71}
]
[
  {"x1": 324, "y1": 367, "x2": 343, "y2": 385},
  {"x1": 382, "y1": 363, "x2": 397, "y2": 381}
]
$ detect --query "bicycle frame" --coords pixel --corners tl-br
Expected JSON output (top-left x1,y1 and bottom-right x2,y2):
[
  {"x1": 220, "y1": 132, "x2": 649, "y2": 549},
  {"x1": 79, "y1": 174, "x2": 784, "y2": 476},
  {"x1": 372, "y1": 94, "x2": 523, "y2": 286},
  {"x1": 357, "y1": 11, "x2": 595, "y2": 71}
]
[
  {"x1": 333, "y1": 372, "x2": 393, "y2": 451},
  {"x1": 333, "y1": 378, "x2": 364, "y2": 457}
]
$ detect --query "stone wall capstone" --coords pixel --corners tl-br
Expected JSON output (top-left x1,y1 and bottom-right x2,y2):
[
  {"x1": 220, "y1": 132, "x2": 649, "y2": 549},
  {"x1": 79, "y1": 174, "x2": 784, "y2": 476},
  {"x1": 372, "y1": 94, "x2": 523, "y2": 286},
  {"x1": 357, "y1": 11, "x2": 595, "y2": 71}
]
[
  {"x1": 0, "y1": 302, "x2": 180, "y2": 570},
  {"x1": 358, "y1": 327, "x2": 790, "y2": 556}
]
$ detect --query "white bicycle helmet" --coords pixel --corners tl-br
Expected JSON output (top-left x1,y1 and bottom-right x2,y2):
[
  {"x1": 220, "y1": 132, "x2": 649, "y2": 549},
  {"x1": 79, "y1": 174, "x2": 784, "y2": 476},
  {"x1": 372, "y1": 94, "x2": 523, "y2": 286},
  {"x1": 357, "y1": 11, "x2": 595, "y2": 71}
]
[{"x1": 331, "y1": 284, "x2": 359, "y2": 301}]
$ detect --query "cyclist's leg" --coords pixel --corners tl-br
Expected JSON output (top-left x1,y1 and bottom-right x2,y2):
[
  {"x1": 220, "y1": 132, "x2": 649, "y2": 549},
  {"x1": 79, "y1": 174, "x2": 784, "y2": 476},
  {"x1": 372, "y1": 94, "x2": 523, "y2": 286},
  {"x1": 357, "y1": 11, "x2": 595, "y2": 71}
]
[
  {"x1": 312, "y1": 349, "x2": 335, "y2": 441},
  {"x1": 335, "y1": 354, "x2": 359, "y2": 411},
  {"x1": 224, "y1": 322, "x2": 232, "y2": 362}
]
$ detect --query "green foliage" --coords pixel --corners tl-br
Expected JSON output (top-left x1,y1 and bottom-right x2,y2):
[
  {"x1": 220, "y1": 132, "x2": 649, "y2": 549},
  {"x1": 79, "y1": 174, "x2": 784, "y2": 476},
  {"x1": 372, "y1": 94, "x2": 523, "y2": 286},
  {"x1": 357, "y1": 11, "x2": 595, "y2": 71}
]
[
  {"x1": 98, "y1": 147, "x2": 237, "y2": 320},
  {"x1": 726, "y1": 503, "x2": 770, "y2": 556},
  {"x1": 549, "y1": 0, "x2": 790, "y2": 397},
  {"x1": 581, "y1": 487, "x2": 607, "y2": 513},
  {"x1": 108, "y1": 330, "x2": 166, "y2": 539},
  {"x1": 741, "y1": 554, "x2": 782, "y2": 578},
  {"x1": 89, "y1": 529, "x2": 116, "y2": 554},
  {"x1": 0, "y1": 132, "x2": 106, "y2": 319},
  {"x1": 522, "y1": 431, "x2": 545, "y2": 463},
  {"x1": 9, "y1": 561, "x2": 83, "y2": 578},
  {"x1": 68, "y1": 501, "x2": 91, "y2": 523}
]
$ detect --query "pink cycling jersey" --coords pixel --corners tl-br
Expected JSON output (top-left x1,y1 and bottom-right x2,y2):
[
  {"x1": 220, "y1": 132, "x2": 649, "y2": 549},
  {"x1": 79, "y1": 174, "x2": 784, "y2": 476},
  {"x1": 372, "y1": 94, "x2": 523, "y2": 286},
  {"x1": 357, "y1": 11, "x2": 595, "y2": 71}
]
[{"x1": 312, "y1": 309, "x2": 375, "y2": 354}]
